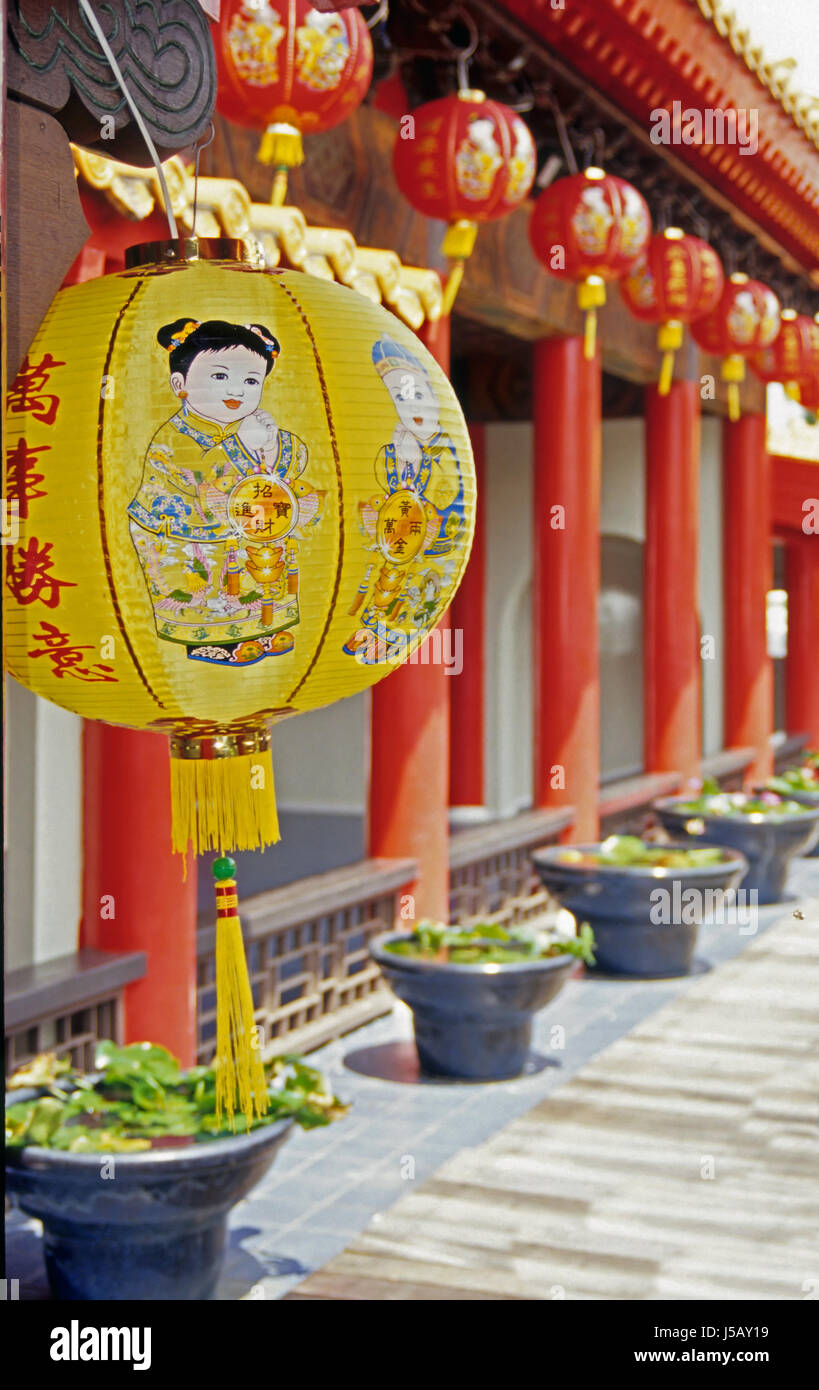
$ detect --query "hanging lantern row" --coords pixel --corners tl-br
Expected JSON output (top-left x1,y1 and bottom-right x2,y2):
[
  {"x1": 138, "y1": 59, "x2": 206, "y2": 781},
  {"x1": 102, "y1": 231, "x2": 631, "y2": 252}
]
[
  {"x1": 690, "y1": 275, "x2": 781, "y2": 421},
  {"x1": 619, "y1": 229, "x2": 724, "y2": 394},
  {"x1": 392, "y1": 88, "x2": 537, "y2": 317},
  {"x1": 528, "y1": 167, "x2": 651, "y2": 359},
  {"x1": 213, "y1": 0, "x2": 374, "y2": 205},
  {"x1": 4, "y1": 239, "x2": 476, "y2": 1122},
  {"x1": 750, "y1": 310, "x2": 819, "y2": 402}
]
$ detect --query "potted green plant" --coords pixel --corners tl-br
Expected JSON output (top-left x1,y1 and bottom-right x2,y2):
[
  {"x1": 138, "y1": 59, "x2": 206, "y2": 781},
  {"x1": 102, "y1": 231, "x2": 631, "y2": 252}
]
[
  {"x1": 370, "y1": 920, "x2": 595, "y2": 1080},
  {"x1": 532, "y1": 835, "x2": 748, "y2": 977},
  {"x1": 5, "y1": 1041, "x2": 347, "y2": 1302},
  {"x1": 653, "y1": 782, "x2": 819, "y2": 903},
  {"x1": 766, "y1": 761, "x2": 819, "y2": 855}
]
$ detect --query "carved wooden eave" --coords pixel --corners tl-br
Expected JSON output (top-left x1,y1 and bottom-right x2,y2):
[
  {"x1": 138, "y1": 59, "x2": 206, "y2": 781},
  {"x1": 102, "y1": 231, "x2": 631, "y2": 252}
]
[
  {"x1": 499, "y1": 0, "x2": 819, "y2": 279},
  {"x1": 72, "y1": 148, "x2": 444, "y2": 329}
]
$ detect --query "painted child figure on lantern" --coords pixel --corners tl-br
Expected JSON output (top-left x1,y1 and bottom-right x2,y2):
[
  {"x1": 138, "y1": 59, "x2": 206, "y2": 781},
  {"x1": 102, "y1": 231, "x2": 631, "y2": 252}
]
[
  {"x1": 344, "y1": 335, "x2": 466, "y2": 664},
  {"x1": 128, "y1": 317, "x2": 324, "y2": 666}
]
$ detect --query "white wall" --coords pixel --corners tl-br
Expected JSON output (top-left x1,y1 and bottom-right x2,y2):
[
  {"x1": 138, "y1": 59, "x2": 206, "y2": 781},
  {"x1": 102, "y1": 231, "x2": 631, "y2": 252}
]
[
  {"x1": 273, "y1": 688, "x2": 368, "y2": 814},
  {"x1": 483, "y1": 422, "x2": 534, "y2": 817},
  {"x1": 600, "y1": 419, "x2": 646, "y2": 543},
  {"x1": 5, "y1": 678, "x2": 83, "y2": 971}
]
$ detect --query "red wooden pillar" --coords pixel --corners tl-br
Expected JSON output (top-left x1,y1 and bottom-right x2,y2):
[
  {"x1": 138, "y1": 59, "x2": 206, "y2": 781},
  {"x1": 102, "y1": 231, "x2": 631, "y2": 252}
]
[
  {"x1": 81, "y1": 728, "x2": 198, "y2": 1065},
  {"x1": 533, "y1": 335, "x2": 601, "y2": 841},
  {"x1": 449, "y1": 423, "x2": 486, "y2": 811},
  {"x1": 368, "y1": 314, "x2": 451, "y2": 921},
  {"x1": 785, "y1": 535, "x2": 819, "y2": 746},
  {"x1": 723, "y1": 414, "x2": 774, "y2": 782},
  {"x1": 643, "y1": 381, "x2": 702, "y2": 780}
]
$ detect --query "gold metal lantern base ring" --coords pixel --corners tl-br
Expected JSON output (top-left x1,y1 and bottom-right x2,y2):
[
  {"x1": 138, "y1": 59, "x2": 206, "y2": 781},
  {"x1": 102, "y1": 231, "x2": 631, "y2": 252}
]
[
  {"x1": 124, "y1": 237, "x2": 256, "y2": 269},
  {"x1": 169, "y1": 722, "x2": 279, "y2": 857}
]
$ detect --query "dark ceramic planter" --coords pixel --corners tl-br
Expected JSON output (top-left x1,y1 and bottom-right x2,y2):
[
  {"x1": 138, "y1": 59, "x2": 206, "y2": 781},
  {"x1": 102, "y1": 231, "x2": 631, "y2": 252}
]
[
  {"x1": 531, "y1": 843, "x2": 748, "y2": 978},
  {"x1": 6, "y1": 1104, "x2": 293, "y2": 1301},
  {"x1": 773, "y1": 788, "x2": 819, "y2": 856},
  {"x1": 653, "y1": 797, "x2": 819, "y2": 903},
  {"x1": 369, "y1": 932, "x2": 576, "y2": 1080}
]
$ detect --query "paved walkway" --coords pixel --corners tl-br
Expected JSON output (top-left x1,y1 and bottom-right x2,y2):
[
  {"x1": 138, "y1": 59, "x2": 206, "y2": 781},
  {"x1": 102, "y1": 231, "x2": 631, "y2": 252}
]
[
  {"x1": 285, "y1": 904, "x2": 819, "y2": 1301},
  {"x1": 7, "y1": 859, "x2": 819, "y2": 1301}
]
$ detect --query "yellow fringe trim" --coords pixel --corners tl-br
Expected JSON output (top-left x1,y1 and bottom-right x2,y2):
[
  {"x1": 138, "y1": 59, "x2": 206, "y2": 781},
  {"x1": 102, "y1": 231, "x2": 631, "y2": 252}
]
[
  {"x1": 170, "y1": 749, "x2": 280, "y2": 856},
  {"x1": 215, "y1": 907, "x2": 269, "y2": 1128}
]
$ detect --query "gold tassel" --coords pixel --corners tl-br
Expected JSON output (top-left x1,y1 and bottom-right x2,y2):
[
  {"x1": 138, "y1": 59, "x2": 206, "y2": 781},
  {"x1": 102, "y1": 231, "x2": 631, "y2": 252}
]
[
  {"x1": 439, "y1": 219, "x2": 478, "y2": 316},
  {"x1": 212, "y1": 857, "x2": 269, "y2": 1129},
  {"x1": 657, "y1": 319, "x2": 684, "y2": 396},
  {"x1": 577, "y1": 277, "x2": 606, "y2": 361},
  {"x1": 722, "y1": 353, "x2": 745, "y2": 423},
  {"x1": 169, "y1": 726, "x2": 280, "y2": 856},
  {"x1": 259, "y1": 123, "x2": 304, "y2": 170}
]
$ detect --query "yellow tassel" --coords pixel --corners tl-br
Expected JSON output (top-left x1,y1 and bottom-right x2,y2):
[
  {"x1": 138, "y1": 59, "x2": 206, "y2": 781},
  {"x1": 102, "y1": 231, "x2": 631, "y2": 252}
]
[
  {"x1": 727, "y1": 382, "x2": 741, "y2": 422},
  {"x1": 271, "y1": 168, "x2": 289, "y2": 207},
  {"x1": 440, "y1": 260, "x2": 465, "y2": 317},
  {"x1": 658, "y1": 350, "x2": 675, "y2": 395},
  {"x1": 259, "y1": 123, "x2": 304, "y2": 170},
  {"x1": 577, "y1": 278, "x2": 605, "y2": 361},
  {"x1": 212, "y1": 860, "x2": 269, "y2": 1129},
  {"x1": 441, "y1": 219, "x2": 478, "y2": 259},
  {"x1": 170, "y1": 730, "x2": 280, "y2": 856}
]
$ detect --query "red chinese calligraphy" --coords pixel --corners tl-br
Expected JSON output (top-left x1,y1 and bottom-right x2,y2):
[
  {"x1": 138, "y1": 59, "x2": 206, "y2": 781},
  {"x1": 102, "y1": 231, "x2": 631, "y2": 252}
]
[
  {"x1": 27, "y1": 621, "x2": 117, "y2": 682},
  {"x1": 6, "y1": 538, "x2": 76, "y2": 608},
  {"x1": 7, "y1": 353, "x2": 66, "y2": 426},
  {"x1": 5, "y1": 439, "x2": 49, "y2": 520}
]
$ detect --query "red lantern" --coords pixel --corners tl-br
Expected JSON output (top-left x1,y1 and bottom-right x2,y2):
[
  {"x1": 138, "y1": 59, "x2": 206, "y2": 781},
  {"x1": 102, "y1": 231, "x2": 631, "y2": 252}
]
[
  {"x1": 528, "y1": 167, "x2": 651, "y2": 359},
  {"x1": 691, "y1": 274, "x2": 781, "y2": 421},
  {"x1": 798, "y1": 377, "x2": 819, "y2": 412},
  {"x1": 393, "y1": 89, "x2": 537, "y2": 314},
  {"x1": 620, "y1": 229, "x2": 725, "y2": 394},
  {"x1": 214, "y1": 0, "x2": 373, "y2": 203},
  {"x1": 751, "y1": 312, "x2": 819, "y2": 402}
]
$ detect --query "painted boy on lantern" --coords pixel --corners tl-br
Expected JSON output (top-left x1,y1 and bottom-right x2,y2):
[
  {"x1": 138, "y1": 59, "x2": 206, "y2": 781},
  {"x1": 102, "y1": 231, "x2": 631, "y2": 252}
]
[
  {"x1": 344, "y1": 335, "x2": 466, "y2": 663},
  {"x1": 128, "y1": 317, "x2": 323, "y2": 666}
]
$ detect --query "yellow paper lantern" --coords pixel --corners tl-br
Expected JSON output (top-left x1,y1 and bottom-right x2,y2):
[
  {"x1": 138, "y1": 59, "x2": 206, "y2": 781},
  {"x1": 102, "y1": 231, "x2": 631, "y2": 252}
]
[{"x1": 4, "y1": 237, "x2": 476, "y2": 1120}]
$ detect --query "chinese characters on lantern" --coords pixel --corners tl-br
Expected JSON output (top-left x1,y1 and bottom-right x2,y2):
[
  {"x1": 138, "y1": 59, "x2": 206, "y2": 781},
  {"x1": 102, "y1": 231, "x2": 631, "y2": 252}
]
[{"x1": 5, "y1": 354, "x2": 118, "y2": 683}]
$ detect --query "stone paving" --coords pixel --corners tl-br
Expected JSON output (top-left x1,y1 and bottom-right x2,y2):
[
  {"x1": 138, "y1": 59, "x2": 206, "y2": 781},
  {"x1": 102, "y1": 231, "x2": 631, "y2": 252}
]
[{"x1": 7, "y1": 857, "x2": 819, "y2": 1301}]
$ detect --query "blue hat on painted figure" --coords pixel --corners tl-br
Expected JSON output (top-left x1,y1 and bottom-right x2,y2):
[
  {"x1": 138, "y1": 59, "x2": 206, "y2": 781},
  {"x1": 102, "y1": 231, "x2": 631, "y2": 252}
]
[{"x1": 371, "y1": 335, "x2": 429, "y2": 380}]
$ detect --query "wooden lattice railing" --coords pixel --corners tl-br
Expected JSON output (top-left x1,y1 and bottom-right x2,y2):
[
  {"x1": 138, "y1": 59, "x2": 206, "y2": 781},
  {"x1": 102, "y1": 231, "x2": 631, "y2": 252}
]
[
  {"x1": 195, "y1": 857, "x2": 416, "y2": 1064},
  {"x1": 448, "y1": 808, "x2": 574, "y2": 927}
]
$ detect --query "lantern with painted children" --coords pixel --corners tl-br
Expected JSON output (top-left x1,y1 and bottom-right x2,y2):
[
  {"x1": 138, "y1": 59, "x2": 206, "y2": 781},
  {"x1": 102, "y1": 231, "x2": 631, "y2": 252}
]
[
  {"x1": 620, "y1": 229, "x2": 724, "y2": 394},
  {"x1": 4, "y1": 237, "x2": 476, "y2": 1121},
  {"x1": 393, "y1": 89, "x2": 537, "y2": 315},
  {"x1": 214, "y1": 0, "x2": 373, "y2": 204},
  {"x1": 690, "y1": 274, "x2": 781, "y2": 421},
  {"x1": 529, "y1": 167, "x2": 652, "y2": 359}
]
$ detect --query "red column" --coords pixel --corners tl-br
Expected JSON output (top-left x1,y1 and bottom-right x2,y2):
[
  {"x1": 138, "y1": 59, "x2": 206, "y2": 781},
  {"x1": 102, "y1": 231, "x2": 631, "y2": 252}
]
[
  {"x1": 785, "y1": 535, "x2": 819, "y2": 746},
  {"x1": 723, "y1": 414, "x2": 774, "y2": 782},
  {"x1": 533, "y1": 335, "x2": 601, "y2": 841},
  {"x1": 81, "y1": 727, "x2": 198, "y2": 1065},
  {"x1": 449, "y1": 423, "x2": 486, "y2": 811},
  {"x1": 644, "y1": 381, "x2": 701, "y2": 780},
  {"x1": 368, "y1": 315, "x2": 451, "y2": 921}
]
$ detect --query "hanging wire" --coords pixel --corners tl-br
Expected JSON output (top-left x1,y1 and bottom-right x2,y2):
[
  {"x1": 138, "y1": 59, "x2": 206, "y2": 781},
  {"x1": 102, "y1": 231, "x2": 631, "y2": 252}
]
[
  {"x1": 364, "y1": 0, "x2": 389, "y2": 28},
  {"x1": 192, "y1": 122, "x2": 216, "y2": 235},
  {"x1": 455, "y1": 9, "x2": 480, "y2": 92},
  {"x1": 548, "y1": 96, "x2": 578, "y2": 176},
  {"x1": 78, "y1": 0, "x2": 178, "y2": 238}
]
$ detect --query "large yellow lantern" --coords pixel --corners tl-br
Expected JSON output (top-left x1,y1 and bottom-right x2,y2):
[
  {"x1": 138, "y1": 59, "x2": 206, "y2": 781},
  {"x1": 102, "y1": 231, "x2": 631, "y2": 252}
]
[{"x1": 5, "y1": 237, "x2": 476, "y2": 1120}]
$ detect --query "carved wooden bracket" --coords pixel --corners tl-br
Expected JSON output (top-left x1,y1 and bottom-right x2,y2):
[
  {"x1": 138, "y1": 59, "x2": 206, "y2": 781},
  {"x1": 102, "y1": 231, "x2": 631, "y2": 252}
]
[{"x1": 8, "y1": 0, "x2": 218, "y2": 164}]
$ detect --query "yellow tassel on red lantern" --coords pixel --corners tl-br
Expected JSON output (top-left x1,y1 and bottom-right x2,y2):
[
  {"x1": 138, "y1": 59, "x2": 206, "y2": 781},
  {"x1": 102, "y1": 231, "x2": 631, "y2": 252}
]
[{"x1": 577, "y1": 276, "x2": 606, "y2": 361}]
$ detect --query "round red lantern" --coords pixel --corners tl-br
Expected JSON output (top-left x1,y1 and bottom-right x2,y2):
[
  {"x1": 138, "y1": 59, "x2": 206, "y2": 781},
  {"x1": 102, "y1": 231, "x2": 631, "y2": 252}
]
[
  {"x1": 620, "y1": 228, "x2": 725, "y2": 394},
  {"x1": 214, "y1": 0, "x2": 373, "y2": 203},
  {"x1": 393, "y1": 89, "x2": 537, "y2": 314},
  {"x1": 528, "y1": 167, "x2": 651, "y2": 359},
  {"x1": 751, "y1": 311, "x2": 819, "y2": 402},
  {"x1": 690, "y1": 273, "x2": 781, "y2": 421}
]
